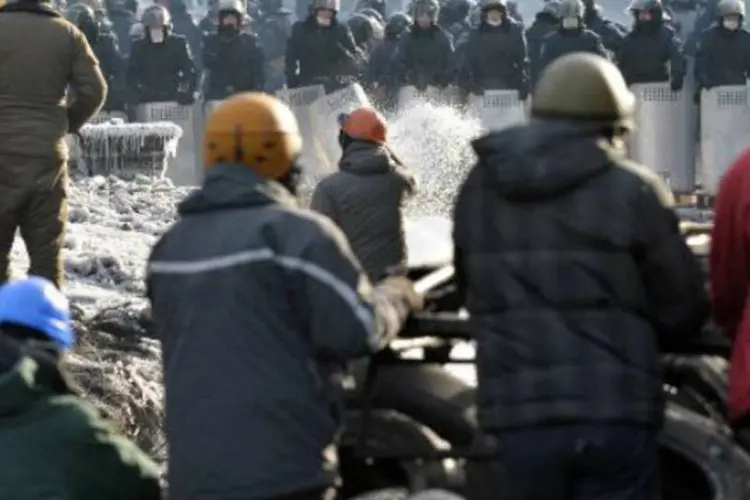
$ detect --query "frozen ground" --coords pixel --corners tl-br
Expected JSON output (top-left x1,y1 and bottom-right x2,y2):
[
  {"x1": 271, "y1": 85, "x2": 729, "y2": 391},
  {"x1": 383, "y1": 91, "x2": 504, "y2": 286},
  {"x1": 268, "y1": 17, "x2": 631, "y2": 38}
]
[{"x1": 7, "y1": 102, "x2": 480, "y2": 460}]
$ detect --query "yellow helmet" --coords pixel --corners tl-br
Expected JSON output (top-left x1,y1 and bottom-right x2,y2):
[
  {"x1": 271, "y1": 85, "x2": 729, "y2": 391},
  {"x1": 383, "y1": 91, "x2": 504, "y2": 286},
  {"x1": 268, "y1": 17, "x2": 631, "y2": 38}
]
[{"x1": 203, "y1": 93, "x2": 302, "y2": 180}]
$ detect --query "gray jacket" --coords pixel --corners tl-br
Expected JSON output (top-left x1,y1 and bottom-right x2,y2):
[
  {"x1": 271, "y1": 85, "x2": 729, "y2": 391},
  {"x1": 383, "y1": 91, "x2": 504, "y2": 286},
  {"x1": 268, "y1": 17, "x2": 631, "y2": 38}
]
[
  {"x1": 310, "y1": 140, "x2": 416, "y2": 281},
  {"x1": 146, "y1": 164, "x2": 411, "y2": 499}
]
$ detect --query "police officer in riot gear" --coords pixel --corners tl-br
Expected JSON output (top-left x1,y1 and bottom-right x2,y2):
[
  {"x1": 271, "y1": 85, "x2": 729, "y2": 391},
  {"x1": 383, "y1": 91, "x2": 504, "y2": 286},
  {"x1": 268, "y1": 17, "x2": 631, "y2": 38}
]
[
  {"x1": 526, "y1": 1, "x2": 560, "y2": 86},
  {"x1": 348, "y1": 12, "x2": 384, "y2": 56},
  {"x1": 104, "y1": 0, "x2": 135, "y2": 57},
  {"x1": 66, "y1": 3, "x2": 127, "y2": 113},
  {"x1": 203, "y1": 0, "x2": 266, "y2": 99},
  {"x1": 458, "y1": 0, "x2": 529, "y2": 99},
  {"x1": 439, "y1": 0, "x2": 472, "y2": 41},
  {"x1": 127, "y1": 5, "x2": 197, "y2": 107},
  {"x1": 538, "y1": 0, "x2": 608, "y2": 72},
  {"x1": 257, "y1": 0, "x2": 293, "y2": 90},
  {"x1": 367, "y1": 12, "x2": 411, "y2": 104},
  {"x1": 694, "y1": 0, "x2": 750, "y2": 99},
  {"x1": 454, "y1": 52, "x2": 707, "y2": 500},
  {"x1": 285, "y1": 0, "x2": 362, "y2": 92},
  {"x1": 396, "y1": 0, "x2": 455, "y2": 90},
  {"x1": 155, "y1": 0, "x2": 204, "y2": 70},
  {"x1": 582, "y1": 0, "x2": 625, "y2": 51},
  {"x1": 617, "y1": 0, "x2": 685, "y2": 90}
]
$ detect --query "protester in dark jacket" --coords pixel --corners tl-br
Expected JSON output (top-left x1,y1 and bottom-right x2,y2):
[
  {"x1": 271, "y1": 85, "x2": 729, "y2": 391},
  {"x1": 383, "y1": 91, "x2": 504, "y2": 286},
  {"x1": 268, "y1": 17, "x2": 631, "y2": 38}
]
[
  {"x1": 311, "y1": 107, "x2": 416, "y2": 281},
  {"x1": 453, "y1": 53, "x2": 707, "y2": 498},
  {"x1": 0, "y1": 277, "x2": 162, "y2": 500},
  {"x1": 147, "y1": 93, "x2": 422, "y2": 500}
]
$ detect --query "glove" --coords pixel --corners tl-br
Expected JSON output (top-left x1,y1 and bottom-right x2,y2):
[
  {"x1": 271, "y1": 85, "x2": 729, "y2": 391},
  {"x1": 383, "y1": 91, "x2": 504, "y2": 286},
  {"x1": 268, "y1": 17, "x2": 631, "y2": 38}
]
[
  {"x1": 471, "y1": 86, "x2": 485, "y2": 97},
  {"x1": 670, "y1": 78, "x2": 684, "y2": 92},
  {"x1": 176, "y1": 91, "x2": 195, "y2": 106},
  {"x1": 693, "y1": 89, "x2": 702, "y2": 105},
  {"x1": 518, "y1": 85, "x2": 530, "y2": 101},
  {"x1": 376, "y1": 276, "x2": 424, "y2": 313}
]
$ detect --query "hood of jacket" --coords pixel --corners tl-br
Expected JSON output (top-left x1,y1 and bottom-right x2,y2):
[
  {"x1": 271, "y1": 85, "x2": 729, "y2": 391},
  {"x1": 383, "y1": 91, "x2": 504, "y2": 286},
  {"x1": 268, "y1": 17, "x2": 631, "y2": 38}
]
[
  {"x1": 472, "y1": 119, "x2": 620, "y2": 201},
  {"x1": 0, "y1": 347, "x2": 74, "y2": 418},
  {"x1": 178, "y1": 163, "x2": 297, "y2": 215},
  {"x1": 339, "y1": 140, "x2": 395, "y2": 175}
]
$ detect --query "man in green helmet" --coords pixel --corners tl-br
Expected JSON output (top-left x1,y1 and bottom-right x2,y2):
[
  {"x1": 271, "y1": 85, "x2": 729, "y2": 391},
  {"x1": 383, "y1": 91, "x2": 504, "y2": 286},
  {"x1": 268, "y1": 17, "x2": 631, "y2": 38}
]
[{"x1": 453, "y1": 53, "x2": 708, "y2": 498}]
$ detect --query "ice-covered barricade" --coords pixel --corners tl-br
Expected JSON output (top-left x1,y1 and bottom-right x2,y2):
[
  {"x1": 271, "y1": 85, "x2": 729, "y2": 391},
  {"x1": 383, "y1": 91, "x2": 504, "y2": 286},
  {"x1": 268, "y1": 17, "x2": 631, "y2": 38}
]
[{"x1": 71, "y1": 119, "x2": 182, "y2": 181}]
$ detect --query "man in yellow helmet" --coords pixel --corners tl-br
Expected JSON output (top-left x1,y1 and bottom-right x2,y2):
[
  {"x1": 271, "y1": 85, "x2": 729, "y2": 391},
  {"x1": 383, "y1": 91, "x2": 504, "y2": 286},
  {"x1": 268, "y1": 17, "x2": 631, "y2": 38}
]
[{"x1": 146, "y1": 92, "x2": 423, "y2": 500}]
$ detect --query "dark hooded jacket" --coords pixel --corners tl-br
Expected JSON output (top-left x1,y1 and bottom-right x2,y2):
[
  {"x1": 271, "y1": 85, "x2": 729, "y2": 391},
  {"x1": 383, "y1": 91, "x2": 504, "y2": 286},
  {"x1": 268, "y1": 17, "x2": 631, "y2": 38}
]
[
  {"x1": 538, "y1": 27, "x2": 609, "y2": 74},
  {"x1": 525, "y1": 11, "x2": 558, "y2": 86},
  {"x1": 617, "y1": 20, "x2": 685, "y2": 86},
  {"x1": 0, "y1": 337, "x2": 161, "y2": 500},
  {"x1": 583, "y1": 4, "x2": 625, "y2": 52},
  {"x1": 452, "y1": 120, "x2": 708, "y2": 430},
  {"x1": 310, "y1": 140, "x2": 416, "y2": 281},
  {"x1": 147, "y1": 164, "x2": 412, "y2": 499}
]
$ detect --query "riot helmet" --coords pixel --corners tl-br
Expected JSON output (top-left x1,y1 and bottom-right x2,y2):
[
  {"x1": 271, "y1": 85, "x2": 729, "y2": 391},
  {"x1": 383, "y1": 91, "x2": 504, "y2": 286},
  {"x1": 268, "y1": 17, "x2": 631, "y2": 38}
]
[
  {"x1": 65, "y1": 3, "x2": 100, "y2": 42},
  {"x1": 718, "y1": 0, "x2": 744, "y2": 29},
  {"x1": 348, "y1": 13, "x2": 376, "y2": 50},
  {"x1": 260, "y1": 0, "x2": 283, "y2": 13},
  {"x1": 439, "y1": 0, "x2": 470, "y2": 27},
  {"x1": 129, "y1": 20, "x2": 145, "y2": 39},
  {"x1": 218, "y1": 0, "x2": 245, "y2": 34},
  {"x1": 532, "y1": 53, "x2": 636, "y2": 131},
  {"x1": 310, "y1": 0, "x2": 339, "y2": 26},
  {"x1": 628, "y1": 0, "x2": 663, "y2": 23},
  {"x1": 355, "y1": 0, "x2": 385, "y2": 18},
  {"x1": 558, "y1": 0, "x2": 584, "y2": 28},
  {"x1": 386, "y1": 11, "x2": 412, "y2": 38},
  {"x1": 540, "y1": 0, "x2": 561, "y2": 18},
  {"x1": 142, "y1": 4, "x2": 171, "y2": 42},
  {"x1": 411, "y1": 0, "x2": 439, "y2": 27},
  {"x1": 480, "y1": 0, "x2": 506, "y2": 25},
  {"x1": 361, "y1": 7, "x2": 386, "y2": 24}
]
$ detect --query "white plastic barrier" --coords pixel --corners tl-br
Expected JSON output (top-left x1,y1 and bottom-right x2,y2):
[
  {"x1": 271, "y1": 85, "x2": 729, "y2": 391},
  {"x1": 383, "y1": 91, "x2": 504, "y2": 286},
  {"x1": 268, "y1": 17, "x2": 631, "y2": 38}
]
[
  {"x1": 275, "y1": 85, "x2": 328, "y2": 175},
  {"x1": 310, "y1": 83, "x2": 371, "y2": 173},
  {"x1": 629, "y1": 83, "x2": 696, "y2": 192},
  {"x1": 136, "y1": 101, "x2": 199, "y2": 186},
  {"x1": 700, "y1": 86, "x2": 750, "y2": 194},
  {"x1": 467, "y1": 90, "x2": 526, "y2": 132}
]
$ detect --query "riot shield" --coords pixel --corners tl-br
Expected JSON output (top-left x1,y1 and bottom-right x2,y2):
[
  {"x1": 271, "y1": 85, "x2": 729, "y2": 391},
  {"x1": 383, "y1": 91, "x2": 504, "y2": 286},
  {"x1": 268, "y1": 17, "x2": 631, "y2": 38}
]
[
  {"x1": 397, "y1": 85, "x2": 445, "y2": 109},
  {"x1": 136, "y1": 101, "x2": 200, "y2": 186},
  {"x1": 467, "y1": 90, "x2": 526, "y2": 132},
  {"x1": 700, "y1": 86, "x2": 750, "y2": 195},
  {"x1": 275, "y1": 85, "x2": 328, "y2": 177},
  {"x1": 629, "y1": 83, "x2": 696, "y2": 193},
  {"x1": 310, "y1": 83, "x2": 371, "y2": 176}
]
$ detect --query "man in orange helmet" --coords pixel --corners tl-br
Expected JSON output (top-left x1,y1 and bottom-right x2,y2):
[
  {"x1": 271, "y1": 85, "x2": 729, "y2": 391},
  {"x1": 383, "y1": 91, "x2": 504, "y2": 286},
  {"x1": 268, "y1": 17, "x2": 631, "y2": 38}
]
[
  {"x1": 311, "y1": 106, "x2": 416, "y2": 281},
  {"x1": 146, "y1": 93, "x2": 423, "y2": 500}
]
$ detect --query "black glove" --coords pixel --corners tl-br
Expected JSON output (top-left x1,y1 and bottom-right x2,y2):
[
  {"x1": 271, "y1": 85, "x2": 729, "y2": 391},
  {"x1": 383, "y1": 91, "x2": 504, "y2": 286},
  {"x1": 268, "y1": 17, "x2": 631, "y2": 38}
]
[
  {"x1": 176, "y1": 91, "x2": 195, "y2": 106},
  {"x1": 471, "y1": 86, "x2": 485, "y2": 97},
  {"x1": 693, "y1": 88, "x2": 702, "y2": 105},
  {"x1": 518, "y1": 86, "x2": 529, "y2": 101},
  {"x1": 670, "y1": 78, "x2": 684, "y2": 92}
]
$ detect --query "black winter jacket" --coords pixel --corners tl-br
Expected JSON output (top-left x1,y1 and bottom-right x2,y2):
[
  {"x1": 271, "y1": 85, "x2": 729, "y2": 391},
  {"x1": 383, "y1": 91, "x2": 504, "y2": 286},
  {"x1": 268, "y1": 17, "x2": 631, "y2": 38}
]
[
  {"x1": 452, "y1": 120, "x2": 708, "y2": 430},
  {"x1": 459, "y1": 20, "x2": 529, "y2": 94},
  {"x1": 538, "y1": 27, "x2": 609, "y2": 74},
  {"x1": 127, "y1": 34, "x2": 196, "y2": 104},
  {"x1": 525, "y1": 13, "x2": 558, "y2": 87},
  {"x1": 396, "y1": 24, "x2": 455, "y2": 89},
  {"x1": 147, "y1": 164, "x2": 411, "y2": 499},
  {"x1": 695, "y1": 25, "x2": 750, "y2": 89},
  {"x1": 617, "y1": 22, "x2": 685, "y2": 86},
  {"x1": 203, "y1": 31, "x2": 265, "y2": 99},
  {"x1": 310, "y1": 140, "x2": 416, "y2": 281}
]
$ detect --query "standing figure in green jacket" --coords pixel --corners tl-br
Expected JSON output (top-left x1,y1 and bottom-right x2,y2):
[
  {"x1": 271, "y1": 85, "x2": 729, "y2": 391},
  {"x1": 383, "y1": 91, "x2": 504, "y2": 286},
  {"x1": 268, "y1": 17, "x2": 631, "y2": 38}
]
[{"x1": 0, "y1": 276, "x2": 162, "y2": 500}]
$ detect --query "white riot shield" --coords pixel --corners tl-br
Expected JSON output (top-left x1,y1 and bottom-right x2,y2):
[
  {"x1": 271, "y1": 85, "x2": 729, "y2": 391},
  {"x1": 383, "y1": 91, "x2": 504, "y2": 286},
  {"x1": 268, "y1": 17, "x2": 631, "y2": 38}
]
[
  {"x1": 310, "y1": 83, "x2": 371, "y2": 175},
  {"x1": 700, "y1": 86, "x2": 750, "y2": 194},
  {"x1": 397, "y1": 85, "x2": 444, "y2": 109},
  {"x1": 136, "y1": 102, "x2": 199, "y2": 186},
  {"x1": 629, "y1": 83, "x2": 696, "y2": 193},
  {"x1": 467, "y1": 90, "x2": 526, "y2": 132},
  {"x1": 276, "y1": 85, "x2": 328, "y2": 177}
]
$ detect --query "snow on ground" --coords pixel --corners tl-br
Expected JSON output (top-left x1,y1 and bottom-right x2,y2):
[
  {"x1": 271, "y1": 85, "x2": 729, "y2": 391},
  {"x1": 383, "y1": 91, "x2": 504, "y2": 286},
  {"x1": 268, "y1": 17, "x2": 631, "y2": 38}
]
[{"x1": 6, "y1": 102, "x2": 481, "y2": 459}]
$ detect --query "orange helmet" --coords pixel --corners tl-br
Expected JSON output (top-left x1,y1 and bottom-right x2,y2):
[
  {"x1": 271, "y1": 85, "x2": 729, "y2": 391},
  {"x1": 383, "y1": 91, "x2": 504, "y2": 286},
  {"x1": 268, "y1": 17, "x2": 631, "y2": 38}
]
[
  {"x1": 203, "y1": 92, "x2": 302, "y2": 180},
  {"x1": 339, "y1": 107, "x2": 388, "y2": 144}
]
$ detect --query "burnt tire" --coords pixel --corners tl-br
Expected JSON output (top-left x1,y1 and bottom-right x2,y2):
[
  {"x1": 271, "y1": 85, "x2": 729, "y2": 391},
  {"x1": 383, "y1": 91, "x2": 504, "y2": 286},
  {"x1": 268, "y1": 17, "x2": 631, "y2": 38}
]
[
  {"x1": 350, "y1": 362, "x2": 476, "y2": 447},
  {"x1": 339, "y1": 409, "x2": 452, "y2": 498},
  {"x1": 663, "y1": 355, "x2": 728, "y2": 422}
]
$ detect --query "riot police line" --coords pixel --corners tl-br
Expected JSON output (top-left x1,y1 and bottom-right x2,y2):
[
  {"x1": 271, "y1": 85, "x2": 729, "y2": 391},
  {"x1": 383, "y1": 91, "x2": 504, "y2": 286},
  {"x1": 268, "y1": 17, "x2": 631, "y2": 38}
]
[{"x1": 72, "y1": 79, "x2": 750, "y2": 198}]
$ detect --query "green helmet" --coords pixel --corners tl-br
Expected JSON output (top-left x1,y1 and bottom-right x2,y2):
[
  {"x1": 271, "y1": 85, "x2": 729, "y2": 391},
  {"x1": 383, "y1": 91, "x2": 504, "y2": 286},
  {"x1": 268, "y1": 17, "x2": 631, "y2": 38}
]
[{"x1": 532, "y1": 53, "x2": 636, "y2": 128}]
